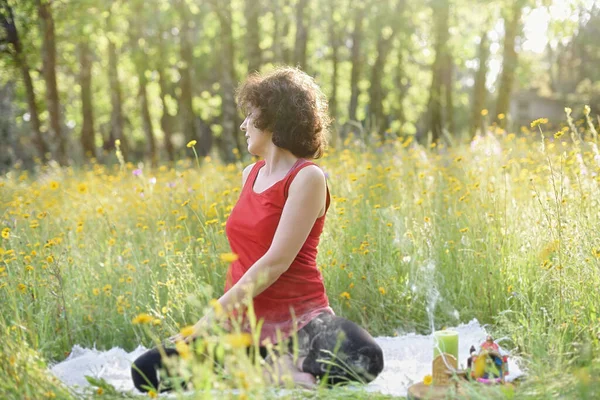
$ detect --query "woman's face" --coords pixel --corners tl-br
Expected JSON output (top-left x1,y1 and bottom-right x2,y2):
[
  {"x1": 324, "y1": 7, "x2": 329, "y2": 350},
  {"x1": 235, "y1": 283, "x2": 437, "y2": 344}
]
[{"x1": 240, "y1": 106, "x2": 271, "y2": 156}]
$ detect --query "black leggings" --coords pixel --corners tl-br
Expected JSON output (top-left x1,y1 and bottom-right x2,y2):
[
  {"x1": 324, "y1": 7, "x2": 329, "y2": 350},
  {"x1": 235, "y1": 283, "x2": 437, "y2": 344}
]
[{"x1": 131, "y1": 313, "x2": 384, "y2": 392}]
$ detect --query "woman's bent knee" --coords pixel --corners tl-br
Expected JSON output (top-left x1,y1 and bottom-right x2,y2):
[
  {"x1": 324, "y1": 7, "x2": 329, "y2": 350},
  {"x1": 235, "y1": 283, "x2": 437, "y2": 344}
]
[
  {"x1": 358, "y1": 343, "x2": 384, "y2": 383},
  {"x1": 131, "y1": 347, "x2": 178, "y2": 392}
]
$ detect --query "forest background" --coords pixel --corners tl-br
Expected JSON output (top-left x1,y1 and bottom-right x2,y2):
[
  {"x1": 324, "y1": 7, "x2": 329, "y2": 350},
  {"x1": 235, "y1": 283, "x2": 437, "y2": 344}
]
[
  {"x1": 2, "y1": 0, "x2": 600, "y2": 399},
  {"x1": 1, "y1": 0, "x2": 599, "y2": 168}
]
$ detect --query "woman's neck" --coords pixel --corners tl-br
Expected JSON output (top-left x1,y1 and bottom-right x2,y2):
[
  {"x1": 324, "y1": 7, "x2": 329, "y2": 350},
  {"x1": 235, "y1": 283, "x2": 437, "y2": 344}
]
[{"x1": 260, "y1": 146, "x2": 298, "y2": 176}]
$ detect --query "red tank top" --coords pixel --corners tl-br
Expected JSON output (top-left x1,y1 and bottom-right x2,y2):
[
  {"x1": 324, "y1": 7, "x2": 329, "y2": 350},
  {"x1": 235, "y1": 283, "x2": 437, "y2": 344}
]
[{"x1": 224, "y1": 158, "x2": 333, "y2": 344}]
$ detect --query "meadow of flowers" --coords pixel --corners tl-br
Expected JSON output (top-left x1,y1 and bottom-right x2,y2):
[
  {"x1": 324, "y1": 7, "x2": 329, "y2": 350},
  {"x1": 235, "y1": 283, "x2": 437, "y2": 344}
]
[{"x1": 1, "y1": 110, "x2": 600, "y2": 399}]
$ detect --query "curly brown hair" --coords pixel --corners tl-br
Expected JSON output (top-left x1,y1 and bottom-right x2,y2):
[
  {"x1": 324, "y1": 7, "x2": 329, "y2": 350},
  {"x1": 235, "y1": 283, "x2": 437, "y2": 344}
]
[{"x1": 236, "y1": 66, "x2": 331, "y2": 159}]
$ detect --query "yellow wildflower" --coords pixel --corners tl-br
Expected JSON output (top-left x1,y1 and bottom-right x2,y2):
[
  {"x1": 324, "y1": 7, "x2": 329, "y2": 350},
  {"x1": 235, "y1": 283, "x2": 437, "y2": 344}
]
[
  {"x1": 340, "y1": 292, "x2": 351, "y2": 300},
  {"x1": 17, "y1": 283, "x2": 27, "y2": 293},
  {"x1": 175, "y1": 340, "x2": 191, "y2": 359},
  {"x1": 49, "y1": 181, "x2": 59, "y2": 190},
  {"x1": 1, "y1": 228, "x2": 10, "y2": 239},
  {"x1": 220, "y1": 252, "x2": 239, "y2": 262},
  {"x1": 224, "y1": 333, "x2": 253, "y2": 348},
  {"x1": 186, "y1": 140, "x2": 197, "y2": 148},
  {"x1": 378, "y1": 286, "x2": 386, "y2": 295},
  {"x1": 480, "y1": 109, "x2": 488, "y2": 116},
  {"x1": 209, "y1": 298, "x2": 224, "y2": 316},
  {"x1": 180, "y1": 325, "x2": 196, "y2": 338},
  {"x1": 77, "y1": 183, "x2": 88, "y2": 194},
  {"x1": 132, "y1": 313, "x2": 153, "y2": 325},
  {"x1": 93, "y1": 288, "x2": 100, "y2": 296},
  {"x1": 423, "y1": 374, "x2": 433, "y2": 386},
  {"x1": 147, "y1": 389, "x2": 158, "y2": 399},
  {"x1": 530, "y1": 118, "x2": 548, "y2": 128},
  {"x1": 96, "y1": 387, "x2": 104, "y2": 395}
]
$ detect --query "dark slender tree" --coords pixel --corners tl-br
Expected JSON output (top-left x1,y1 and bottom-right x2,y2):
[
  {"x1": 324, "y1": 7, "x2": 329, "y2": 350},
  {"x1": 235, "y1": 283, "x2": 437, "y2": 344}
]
[
  {"x1": 348, "y1": 3, "x2": 365, "y2": 122},
  {"x1": 395, "y1": 45, "x2": 408, "y2": 131},
  {"x1": 294, "y1": 0, "x2": 310, "y2": 70},
  {"x1": 175, "y1": 0, "x2": 198, "y2": 145},
  {"x1": 470, "y1": 31, "x2": 490, "y2": 137},
  {"x1": 327, "y1": 0, "x2": 340, "y2": 124},
  {"x1": 155, "y1": 26, "x2": 175, "y2": 161},
  {"x1": 426, "y1": 0, "x2": 450, "y2": 143},
  {"x1": 78, "y1": 40, "x2": 95, "y2": 159},
  {"x1": 37, "y1": 0, "x2": 67, "y2": 164},
  {"x1": 129, "y1": 0, "x2": 157, "y2": 166},
  {"x1": 495, "y1": 0, "x2": 526, "y2": 129},
  {"x1": 368, "y1": 0, "x2": 405, "y2": 136},
  {"x1": 444, "y1": 52, "x2": 455, "y2": 136},
  {"x1": 213, "y1": 0, "x2": 241, "y2": 162},
  {"x1": 0, "y1": 0, "x2": 48, "y2": 158},
  {"x1": 0, "y1": 82, "x2": 15, "y2": 171},
  {"x1": 245, "y1": 0, "x2": 261, "y2": 73},
  {"x1": 105, "y1": 11, "x2": 129, "y2": 159}
]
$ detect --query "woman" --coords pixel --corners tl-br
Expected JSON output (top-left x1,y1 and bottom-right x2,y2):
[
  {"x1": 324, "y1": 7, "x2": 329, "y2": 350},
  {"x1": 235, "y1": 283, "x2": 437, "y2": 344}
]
[{"x1": 131, "y1": 67, "x2": 383, "y2": 392}]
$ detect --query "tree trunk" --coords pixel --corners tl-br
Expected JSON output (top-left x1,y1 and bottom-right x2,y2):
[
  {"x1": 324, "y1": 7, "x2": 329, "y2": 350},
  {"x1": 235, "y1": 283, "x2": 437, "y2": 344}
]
[
  {"x1": 0, "y1": 82, "x2": 16, "y2": 172},
  {"x1": 368, "y1": 29, "x2": 395, "y2": 136},
  {"x1": 444, "y1": 52, "x2": 455, "y2": 136},
  {"x1": 79, "y1": 40, "x2": 95, "y2": 159},
  {"x1": 328, "y1": 1, "x2": 340, "y2": 123},
  {"x1": 294, "y1": 0, "x2": 310, "y2": 70},
  {"x1": 281, "y1": 0, "x2": 292, "y2": 64},
  {"x1": 137, "y1": 64, "x2": 157, "y2": 166},
  {"x1": 271, "y1": 0, "x2": 282, "y2": 62},
  {"x1": 37, "y1": 0, "x2": 67, "y2": 165},
  {"x1": 348, "y1": 6, "x2": 364, "y2": 122},
  {"x1": 369, "y1": 0, "x2": 406, "y2": 136},
  {"x1": 470, "y1": 31, "x2": 490, "y2": 137},
  {"x1": 395, "y1": 47, "x2": 408, "y2": 131},
  {"x1": 495, "y1": 0, "x2": 525, "y2": 129},
  {"x1": 106, "y1": 26, "x2": 129, "y2": 159},
  {"x1": 129, "y1": 5, "x2": 157, "y2": 166},
  {"x1": 426, "y1": 0, "x2": 450, "y2": 144},
  {"x1": 245, "y1": 0, "x2": 261, "y2": 73},
  {"x1": 175, "y1": 0, "x2": 198, "y2": 146},
  {"x1": 156, "y1": 30, "x2": 175, "y2": 161},
  {"x1": 1, "y1": 3, "x2": 48, "y2": 158},
  {"x1": 215, "y1": 0, "x2": 240, "y2": 163}
]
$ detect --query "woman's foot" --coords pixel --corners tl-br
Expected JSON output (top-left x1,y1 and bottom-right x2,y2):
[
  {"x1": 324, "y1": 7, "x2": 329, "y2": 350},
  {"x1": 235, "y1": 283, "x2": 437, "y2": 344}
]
[{"x1": 264, "y1": 353, "x2": 317, "y2": 389}]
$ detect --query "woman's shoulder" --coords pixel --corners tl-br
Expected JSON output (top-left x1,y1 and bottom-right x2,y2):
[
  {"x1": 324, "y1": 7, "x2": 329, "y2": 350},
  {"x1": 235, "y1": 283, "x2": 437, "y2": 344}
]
[
  {"x1": 296, "y1": 162, "x2": 325, "y2": 177},
  {"x1": 241, "y1": 162, "x2": 259, "y2": 187},
  {"x1": 288, "y1": 162, "x2": 327, "y2": 190}
]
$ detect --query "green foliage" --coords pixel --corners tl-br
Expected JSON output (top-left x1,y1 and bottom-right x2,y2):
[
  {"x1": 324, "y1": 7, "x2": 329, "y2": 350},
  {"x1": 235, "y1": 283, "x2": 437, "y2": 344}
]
[
  {"x1": 2, "y1": 115, "x2": 600, "y2": 397},
  {"x1": 1, "y1": 0, "x2": 598, "y2": 168}
]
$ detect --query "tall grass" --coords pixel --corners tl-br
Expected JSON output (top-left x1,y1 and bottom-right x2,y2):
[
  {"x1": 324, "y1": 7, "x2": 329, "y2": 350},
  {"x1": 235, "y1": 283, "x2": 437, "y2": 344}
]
[{"x1": 1, "y1": 113, "x2": 600, "y2": 398}]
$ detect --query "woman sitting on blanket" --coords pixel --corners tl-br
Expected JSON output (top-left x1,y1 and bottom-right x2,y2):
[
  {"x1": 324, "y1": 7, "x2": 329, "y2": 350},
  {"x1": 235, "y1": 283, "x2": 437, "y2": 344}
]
[{"x1": 131, "y1": 66, "x2": 384, "y2": 392}]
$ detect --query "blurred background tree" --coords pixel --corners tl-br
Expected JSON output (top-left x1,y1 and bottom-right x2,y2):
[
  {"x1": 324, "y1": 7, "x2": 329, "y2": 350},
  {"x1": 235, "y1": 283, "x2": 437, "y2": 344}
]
[{"x1": 1, "y1": 0, "x2": 599, "y2": 169}]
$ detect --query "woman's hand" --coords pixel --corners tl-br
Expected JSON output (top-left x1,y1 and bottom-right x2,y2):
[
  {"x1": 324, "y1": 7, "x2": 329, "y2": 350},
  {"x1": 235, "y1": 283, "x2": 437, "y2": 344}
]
[{"x1": 168, "y1": 315, "x2": 210, "y2": 343}]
